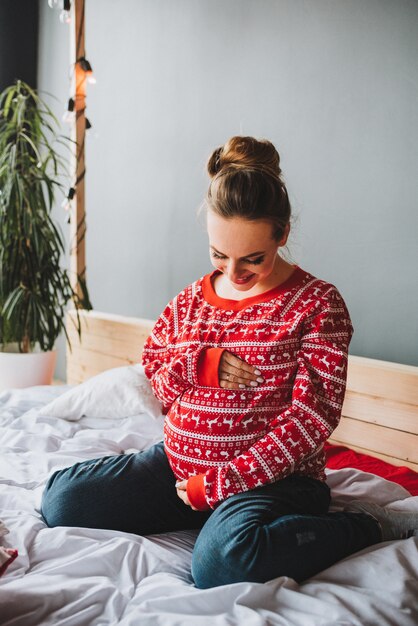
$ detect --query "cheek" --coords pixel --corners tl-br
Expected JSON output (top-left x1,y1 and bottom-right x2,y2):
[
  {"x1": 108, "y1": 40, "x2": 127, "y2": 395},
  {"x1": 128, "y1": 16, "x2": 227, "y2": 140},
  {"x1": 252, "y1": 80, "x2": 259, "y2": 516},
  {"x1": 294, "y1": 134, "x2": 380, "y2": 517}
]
[
  {"x1": 265, "y1": 253, "x2": 279, "y2": 269},
  {"x1": 255, "y1": 258, "x2": 276, "y2": 276},
  {"x1": 211, "y1": 257, "x2": 224, "y2": 271}
]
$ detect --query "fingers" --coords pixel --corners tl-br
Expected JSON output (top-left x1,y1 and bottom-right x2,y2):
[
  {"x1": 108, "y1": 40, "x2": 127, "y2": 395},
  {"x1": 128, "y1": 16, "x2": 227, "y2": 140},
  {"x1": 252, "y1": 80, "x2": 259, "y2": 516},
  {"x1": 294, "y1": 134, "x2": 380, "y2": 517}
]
[
  {"x1": 219, "y1": 372, "x2": 263, "y2": 388},
  {"x1": 219, "y1": 378, "x2": 264, "y2": 390},
  {"x1": 176, "y1": 483, "x2": 198, "y2": 510},
  {"x1": 223, "y1": 360, "x2": 260, "y2": 382},
  {"x1": 224, "y1": 353, "x2": 260, "y2": 377},
  {"x1": 219, "y1": 351, "x2": 264, "y2": 388}
]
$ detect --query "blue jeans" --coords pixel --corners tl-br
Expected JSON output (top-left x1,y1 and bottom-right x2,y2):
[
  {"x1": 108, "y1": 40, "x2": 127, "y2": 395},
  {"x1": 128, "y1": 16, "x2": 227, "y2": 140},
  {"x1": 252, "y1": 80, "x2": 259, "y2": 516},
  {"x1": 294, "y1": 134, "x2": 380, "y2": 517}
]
[{"x1": 41, "y1": 441, "x2": 381, "y2": 588}]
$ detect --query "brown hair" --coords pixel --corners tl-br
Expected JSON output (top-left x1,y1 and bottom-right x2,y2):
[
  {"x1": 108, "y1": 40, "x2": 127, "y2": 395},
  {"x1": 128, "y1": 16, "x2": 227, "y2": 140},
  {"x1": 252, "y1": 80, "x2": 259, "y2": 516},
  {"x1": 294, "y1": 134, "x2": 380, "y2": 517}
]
[{"x1": 205, "y1": 136, "x2": 291, "y2": 241}]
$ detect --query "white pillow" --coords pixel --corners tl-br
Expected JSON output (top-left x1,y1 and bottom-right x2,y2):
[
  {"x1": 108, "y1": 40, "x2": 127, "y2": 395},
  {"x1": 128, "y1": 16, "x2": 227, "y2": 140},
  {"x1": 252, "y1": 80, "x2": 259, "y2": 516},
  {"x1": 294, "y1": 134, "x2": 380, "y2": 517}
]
[{"x1": 41, "y1": 364, "x2": 163, "y2": 420}]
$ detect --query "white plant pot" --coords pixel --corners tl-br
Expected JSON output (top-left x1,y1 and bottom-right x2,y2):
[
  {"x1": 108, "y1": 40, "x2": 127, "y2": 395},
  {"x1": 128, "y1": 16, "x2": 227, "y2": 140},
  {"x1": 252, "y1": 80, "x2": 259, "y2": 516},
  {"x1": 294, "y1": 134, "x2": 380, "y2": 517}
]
[{"x1": 0, "y1": 344, "x2": 57, "y2": 391}]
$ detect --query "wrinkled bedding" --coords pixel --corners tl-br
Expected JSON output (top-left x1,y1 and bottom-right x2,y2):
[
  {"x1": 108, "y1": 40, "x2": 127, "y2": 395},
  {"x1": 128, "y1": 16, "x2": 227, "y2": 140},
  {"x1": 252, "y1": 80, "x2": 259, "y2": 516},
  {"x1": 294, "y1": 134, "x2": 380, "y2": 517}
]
[{"x1": 0, "y1": 385, "x2": 417, "y2": 626}]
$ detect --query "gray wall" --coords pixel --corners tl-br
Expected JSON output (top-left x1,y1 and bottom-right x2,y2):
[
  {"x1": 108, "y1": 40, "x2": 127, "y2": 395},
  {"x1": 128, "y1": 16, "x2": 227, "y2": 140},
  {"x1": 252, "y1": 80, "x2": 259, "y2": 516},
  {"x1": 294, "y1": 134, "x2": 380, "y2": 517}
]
[{"x1": 38, "y1": 0, "x2": 418, "y2": 380}]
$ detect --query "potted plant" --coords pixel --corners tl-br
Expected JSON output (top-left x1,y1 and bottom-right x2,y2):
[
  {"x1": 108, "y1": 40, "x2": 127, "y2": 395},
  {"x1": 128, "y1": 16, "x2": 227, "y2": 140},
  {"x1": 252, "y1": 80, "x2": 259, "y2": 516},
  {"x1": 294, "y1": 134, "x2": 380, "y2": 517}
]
[{"x1": 0, "y1": 80, "x2": 92, "y2": 390}]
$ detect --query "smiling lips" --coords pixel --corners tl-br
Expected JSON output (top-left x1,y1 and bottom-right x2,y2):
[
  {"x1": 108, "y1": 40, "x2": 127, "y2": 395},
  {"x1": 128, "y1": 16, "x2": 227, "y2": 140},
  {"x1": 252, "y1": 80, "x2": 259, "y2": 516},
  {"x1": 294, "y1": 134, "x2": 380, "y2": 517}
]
[{"x1": 233, "y1": 274, "x2": 255, "y2": 285}]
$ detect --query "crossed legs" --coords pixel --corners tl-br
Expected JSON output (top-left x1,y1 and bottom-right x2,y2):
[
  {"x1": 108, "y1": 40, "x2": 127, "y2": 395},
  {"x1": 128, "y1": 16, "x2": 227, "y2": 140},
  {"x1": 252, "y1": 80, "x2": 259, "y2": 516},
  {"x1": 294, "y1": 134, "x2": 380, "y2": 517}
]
[{"x1": 41, "y1": 442, "x2": 381, "y2": 588}]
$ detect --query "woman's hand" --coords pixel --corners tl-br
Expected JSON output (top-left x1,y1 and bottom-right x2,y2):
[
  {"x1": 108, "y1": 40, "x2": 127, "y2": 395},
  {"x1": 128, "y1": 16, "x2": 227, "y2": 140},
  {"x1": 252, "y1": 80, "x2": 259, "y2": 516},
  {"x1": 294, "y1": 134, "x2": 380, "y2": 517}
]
[
  {"x1": 219, "y1": 351, "x2": 264, "y2": 389},
  {"x1": 176, "y1": 480, "x2": 199, "y2": 510}
]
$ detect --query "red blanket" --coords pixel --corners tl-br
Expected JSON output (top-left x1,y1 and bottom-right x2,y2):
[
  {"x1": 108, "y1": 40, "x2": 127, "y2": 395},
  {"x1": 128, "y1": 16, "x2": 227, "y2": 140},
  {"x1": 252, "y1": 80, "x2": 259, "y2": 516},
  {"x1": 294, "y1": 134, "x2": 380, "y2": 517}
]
[{"x1": 325, "y1": 442, "x2": 418, "y2": 496}]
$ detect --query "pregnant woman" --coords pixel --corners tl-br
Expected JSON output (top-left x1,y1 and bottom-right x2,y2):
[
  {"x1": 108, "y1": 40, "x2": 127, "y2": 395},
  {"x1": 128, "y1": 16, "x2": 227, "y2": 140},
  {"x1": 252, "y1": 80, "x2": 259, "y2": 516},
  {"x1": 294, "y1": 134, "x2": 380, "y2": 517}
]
[{"x1": 41, "y1": 136, "x2": 418, "y2": 588}]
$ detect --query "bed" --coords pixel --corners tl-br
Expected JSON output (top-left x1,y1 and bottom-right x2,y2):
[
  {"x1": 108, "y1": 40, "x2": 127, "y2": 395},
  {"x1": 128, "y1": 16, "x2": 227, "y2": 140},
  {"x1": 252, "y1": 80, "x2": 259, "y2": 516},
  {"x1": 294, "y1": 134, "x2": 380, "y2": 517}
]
[{"x1": 0, "y1": 308, "x2": 417, "y2": 626}]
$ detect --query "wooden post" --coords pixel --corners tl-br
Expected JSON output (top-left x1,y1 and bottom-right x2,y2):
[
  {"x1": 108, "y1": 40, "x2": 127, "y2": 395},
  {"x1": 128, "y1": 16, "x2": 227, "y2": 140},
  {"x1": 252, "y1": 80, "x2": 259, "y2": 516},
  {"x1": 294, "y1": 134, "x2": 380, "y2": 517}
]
[{"x1": 69, "y1": 0, "x2": 87, "y2": 306}]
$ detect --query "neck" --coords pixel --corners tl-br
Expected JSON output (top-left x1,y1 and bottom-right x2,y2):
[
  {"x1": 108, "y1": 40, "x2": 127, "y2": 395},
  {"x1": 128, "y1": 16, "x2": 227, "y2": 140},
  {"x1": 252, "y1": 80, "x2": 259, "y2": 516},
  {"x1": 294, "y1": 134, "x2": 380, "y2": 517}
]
[{"x1": 213, "y1": 256, "x2": 295, "y2": 300}]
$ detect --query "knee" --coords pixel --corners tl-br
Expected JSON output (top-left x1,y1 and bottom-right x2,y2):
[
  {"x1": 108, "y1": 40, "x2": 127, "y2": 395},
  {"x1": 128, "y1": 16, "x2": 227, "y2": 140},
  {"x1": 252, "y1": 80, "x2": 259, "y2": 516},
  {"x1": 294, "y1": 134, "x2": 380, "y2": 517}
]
[
  {"x1": 191, "y1": 521, "x2": 261, "y2": 589},
  {"x1": 191, "y1": 532, "x2": 228, "y2": 589},
  {"x1": 41, "y1": 473, "x2": 61, "y2": 527},
  {"x1": 41, "y1": 468, "x2": 82, "y2": 527}
]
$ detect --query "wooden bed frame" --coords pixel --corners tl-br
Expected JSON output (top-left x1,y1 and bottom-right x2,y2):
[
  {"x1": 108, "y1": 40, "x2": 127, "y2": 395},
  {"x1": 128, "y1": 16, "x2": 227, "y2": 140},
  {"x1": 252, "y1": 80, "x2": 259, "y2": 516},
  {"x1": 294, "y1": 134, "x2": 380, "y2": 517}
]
[{"x1": 66, "y1": 309, "x2": 418, "y2": 473}]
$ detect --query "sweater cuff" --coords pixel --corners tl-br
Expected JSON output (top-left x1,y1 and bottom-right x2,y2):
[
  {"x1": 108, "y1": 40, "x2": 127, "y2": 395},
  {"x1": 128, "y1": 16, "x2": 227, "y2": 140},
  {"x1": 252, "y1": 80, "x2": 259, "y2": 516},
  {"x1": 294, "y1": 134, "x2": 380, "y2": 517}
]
[
  {"x1": 186, "y1": 474, "x2": 210, "y2": 511},
  {"x1": 197, "y1": 348, "x2": 225, "y2": 387}
]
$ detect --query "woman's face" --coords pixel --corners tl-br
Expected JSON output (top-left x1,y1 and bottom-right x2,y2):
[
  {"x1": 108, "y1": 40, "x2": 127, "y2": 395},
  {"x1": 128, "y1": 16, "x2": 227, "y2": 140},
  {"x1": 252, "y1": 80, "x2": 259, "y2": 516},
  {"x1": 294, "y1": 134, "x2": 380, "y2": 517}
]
[{"x1": 206, "y1": 210, "x2": 288, "y2": 292}]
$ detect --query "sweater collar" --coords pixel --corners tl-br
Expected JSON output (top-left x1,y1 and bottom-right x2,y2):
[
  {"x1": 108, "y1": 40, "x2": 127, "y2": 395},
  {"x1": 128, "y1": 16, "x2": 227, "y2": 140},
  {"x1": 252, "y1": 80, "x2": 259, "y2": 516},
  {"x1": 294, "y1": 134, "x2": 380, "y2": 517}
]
[{"x1": 201, "y1": 266, "x2": 306, "y2": 311}]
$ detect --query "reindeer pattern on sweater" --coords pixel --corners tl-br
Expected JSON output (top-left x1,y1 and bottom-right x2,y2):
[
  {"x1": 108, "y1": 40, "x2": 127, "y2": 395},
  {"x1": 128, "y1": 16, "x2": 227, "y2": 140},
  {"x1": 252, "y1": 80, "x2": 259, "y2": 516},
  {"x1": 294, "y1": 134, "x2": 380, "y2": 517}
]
[{"x1": 142, "y1": 267, "x2": 353, "y2": 510}]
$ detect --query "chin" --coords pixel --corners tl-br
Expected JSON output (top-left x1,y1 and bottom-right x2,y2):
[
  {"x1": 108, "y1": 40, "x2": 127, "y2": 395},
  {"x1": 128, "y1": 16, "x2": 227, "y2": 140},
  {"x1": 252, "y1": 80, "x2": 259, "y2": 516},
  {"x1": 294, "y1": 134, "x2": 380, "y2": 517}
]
[{"x1": 230, "y1": 275, "x2": 259, "y2": 290}]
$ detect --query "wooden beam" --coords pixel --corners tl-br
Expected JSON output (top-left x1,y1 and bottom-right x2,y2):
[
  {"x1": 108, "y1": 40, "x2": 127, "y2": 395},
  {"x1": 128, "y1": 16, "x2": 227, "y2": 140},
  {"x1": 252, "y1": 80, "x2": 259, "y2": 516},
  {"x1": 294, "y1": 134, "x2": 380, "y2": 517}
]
[
  {"x1": 342, "y1": 390, "x2": 418, "y2": 435},
  {"x1": 327, "y1": 438, "x2": 418, "y2": 473},
  {"x1": 69, "y1": 0, "x2": 87, "y2": 305},
  {"x1": 346, "y1": 355, "x2": 418, "y2": 406},
  {"x1": 330, "y1": 415, "x2": 418, "y2": 465}
]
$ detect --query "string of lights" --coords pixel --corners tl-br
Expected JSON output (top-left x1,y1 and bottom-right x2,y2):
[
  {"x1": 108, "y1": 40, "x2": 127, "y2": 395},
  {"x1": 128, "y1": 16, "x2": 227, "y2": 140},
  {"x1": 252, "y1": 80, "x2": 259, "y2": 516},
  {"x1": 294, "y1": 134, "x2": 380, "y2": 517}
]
[{"x1": 48, "y1": 0, "x2": 95, "y2": 219}]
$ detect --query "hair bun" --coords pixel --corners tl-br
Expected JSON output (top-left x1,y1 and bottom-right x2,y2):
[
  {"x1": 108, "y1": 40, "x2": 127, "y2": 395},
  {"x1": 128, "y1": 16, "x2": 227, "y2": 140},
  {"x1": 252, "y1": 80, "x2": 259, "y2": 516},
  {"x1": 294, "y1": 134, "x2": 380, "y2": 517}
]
[
  {"x1": 205, "y1": 136, "x2": 291, "y2": 240},
  {"x1": 207, "y1": 136, "x2": 282, "y2": 180},
  {"x1": 207, "y1": 146, "x2": 223, "y2": 178}
]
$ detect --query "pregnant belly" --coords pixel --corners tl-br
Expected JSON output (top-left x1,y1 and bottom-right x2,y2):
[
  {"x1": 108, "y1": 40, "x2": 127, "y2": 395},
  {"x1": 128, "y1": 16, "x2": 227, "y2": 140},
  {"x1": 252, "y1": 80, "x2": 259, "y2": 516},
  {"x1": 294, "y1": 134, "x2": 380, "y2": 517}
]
[{"x1": 163, "y1": 386, "x2": 291, "y2": 479}]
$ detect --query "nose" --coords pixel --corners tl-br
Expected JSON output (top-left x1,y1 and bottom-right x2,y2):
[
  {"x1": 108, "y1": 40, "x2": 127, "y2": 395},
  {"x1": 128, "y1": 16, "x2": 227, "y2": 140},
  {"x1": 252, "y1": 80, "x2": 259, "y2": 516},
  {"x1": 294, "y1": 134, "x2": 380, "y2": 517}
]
[{"x1": 225, "y1": 260, "x2": 242, "y2": 282}]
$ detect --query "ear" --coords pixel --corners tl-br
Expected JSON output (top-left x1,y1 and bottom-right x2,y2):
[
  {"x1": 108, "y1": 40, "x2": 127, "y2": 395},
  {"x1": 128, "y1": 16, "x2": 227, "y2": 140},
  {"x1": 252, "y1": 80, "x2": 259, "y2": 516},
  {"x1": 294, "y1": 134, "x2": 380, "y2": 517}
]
[{"x1": 277, "y1": 222, "x2": 290, "y2": 247}]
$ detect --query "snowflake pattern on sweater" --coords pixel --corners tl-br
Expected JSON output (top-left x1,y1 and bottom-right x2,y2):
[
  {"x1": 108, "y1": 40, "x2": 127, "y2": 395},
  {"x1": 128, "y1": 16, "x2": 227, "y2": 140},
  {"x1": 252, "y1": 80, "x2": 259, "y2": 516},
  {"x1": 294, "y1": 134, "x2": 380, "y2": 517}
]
[{"x1": 142, "y1": 266, "x2": 353, "y2": 511}]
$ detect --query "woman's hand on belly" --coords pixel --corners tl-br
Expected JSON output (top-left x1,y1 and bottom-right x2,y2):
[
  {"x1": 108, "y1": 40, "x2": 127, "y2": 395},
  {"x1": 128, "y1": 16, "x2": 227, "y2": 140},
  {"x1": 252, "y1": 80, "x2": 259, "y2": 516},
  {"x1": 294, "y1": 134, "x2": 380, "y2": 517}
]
[{"x1": 219, "y1": 351, "x2": 264, "y2": 389}]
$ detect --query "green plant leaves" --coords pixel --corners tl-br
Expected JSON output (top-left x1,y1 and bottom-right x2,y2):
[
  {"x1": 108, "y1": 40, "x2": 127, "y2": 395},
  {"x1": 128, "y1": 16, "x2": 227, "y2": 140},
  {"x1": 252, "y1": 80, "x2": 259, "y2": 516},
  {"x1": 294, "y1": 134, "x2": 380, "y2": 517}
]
[{"x1": 0, "y1": 80, "x2": 92, "y2": 353}]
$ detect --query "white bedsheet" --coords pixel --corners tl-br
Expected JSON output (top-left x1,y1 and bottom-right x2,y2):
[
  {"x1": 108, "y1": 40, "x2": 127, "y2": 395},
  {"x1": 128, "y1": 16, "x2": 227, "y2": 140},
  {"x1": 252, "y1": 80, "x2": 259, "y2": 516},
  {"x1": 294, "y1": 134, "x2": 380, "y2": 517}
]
[{"x1": 0, "y1": 385, "x2": 417, "y2": 626}]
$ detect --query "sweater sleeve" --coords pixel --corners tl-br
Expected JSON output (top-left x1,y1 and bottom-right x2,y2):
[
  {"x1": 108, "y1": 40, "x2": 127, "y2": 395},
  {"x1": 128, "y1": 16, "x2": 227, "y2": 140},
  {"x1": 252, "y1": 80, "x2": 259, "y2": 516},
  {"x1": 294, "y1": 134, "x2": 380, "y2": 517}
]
[
  {"x1": 196, "y1": 347, "x2": 225, "y2": 387},
  {"x1": 141, "y1": 299, "x2": 224, "y2": 412},
  {"x1": 187, "y1": 286, "x2": 354, "y2": 511}
]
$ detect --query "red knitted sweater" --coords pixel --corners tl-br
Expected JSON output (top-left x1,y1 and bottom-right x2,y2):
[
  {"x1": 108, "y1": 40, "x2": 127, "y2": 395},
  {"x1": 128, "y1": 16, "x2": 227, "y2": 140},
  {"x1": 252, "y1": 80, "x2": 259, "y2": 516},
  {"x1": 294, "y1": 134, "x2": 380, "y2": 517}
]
[{"x1": 142, "y1": 266, "x2": 353, "y2": 511}]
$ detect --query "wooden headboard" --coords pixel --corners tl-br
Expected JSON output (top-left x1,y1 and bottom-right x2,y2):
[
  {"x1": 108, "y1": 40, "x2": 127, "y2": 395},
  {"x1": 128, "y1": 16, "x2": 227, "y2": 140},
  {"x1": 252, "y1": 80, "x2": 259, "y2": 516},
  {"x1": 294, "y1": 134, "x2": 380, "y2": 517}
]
[
  {"x1": 66, "y1": 309, "x2": 155, "y2": 383},
  {"x1": 66, "y1": 309, "x2": 418, "y2": 472}
]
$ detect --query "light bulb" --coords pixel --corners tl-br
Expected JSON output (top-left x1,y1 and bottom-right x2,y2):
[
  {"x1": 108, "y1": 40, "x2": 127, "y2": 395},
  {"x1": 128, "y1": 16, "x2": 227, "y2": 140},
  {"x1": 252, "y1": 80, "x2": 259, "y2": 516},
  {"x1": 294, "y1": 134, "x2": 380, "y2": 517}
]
[
  {"x1": 59, "y1": 9, "x2": 71, "y2": 24},
  {"x1": 62, "y1": 187, "x2": 76, "y2": 211},
  {"x1": 48, "y1": 0, "x2": 59, "y2": 8},
  {"x1": 62, "y1": 98, "x2": 75, "y2": 123},
  {"x1": 78, "y1": 58, "x2": 95, "y2": 84},
  {"x1": 62, "y1": 110, "x2": 75, "y2": 123}
]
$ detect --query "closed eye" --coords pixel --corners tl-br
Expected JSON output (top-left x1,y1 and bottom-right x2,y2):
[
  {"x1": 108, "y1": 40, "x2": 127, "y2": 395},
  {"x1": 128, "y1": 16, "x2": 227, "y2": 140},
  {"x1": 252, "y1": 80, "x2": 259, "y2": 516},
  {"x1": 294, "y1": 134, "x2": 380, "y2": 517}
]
[
  {"x1": 246, "y1": 257, "x2": 264, "y2": 265},
  {"x1": 211, "y1": 252, "x2": 265, "y2": 265}
]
